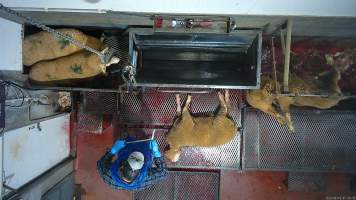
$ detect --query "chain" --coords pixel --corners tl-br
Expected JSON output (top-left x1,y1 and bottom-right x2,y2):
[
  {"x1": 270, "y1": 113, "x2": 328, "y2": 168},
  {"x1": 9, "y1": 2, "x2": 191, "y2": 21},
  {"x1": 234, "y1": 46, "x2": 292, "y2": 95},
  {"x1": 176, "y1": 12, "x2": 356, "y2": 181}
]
[
  {"x1": 121, "y1": 65, "x2": 137, "y2": 88},
  {"x1": 0, "y1": 3, "x2": 108, "y2": 64}
]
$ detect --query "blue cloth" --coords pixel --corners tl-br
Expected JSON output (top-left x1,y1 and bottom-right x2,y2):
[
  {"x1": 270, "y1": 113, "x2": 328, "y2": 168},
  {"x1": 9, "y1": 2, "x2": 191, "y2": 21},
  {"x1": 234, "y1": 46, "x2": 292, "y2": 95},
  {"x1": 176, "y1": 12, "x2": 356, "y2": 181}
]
[
  {"x1": 97, "y1": 138, "x2": 167, "y2": 191},
  {"x1": 149, "y1": 140, "x2": 161, "y2": 158},
  {"x1": 110, "y1": 140, "x2": 126, "y2": 154}
]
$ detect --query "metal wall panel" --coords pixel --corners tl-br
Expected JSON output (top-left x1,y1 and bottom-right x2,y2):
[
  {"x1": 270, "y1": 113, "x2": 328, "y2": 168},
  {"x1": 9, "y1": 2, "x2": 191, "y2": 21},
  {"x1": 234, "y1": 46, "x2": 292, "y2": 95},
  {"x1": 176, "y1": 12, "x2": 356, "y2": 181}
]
[
  {"x1": 5, "y1": 90, "x2": 63, "y2": 132},
  {"x1": 3, "y1": 114, "x2": 70, "y2": 189},
  {"x1": 133, "y1": 171, "x2": 220, "y2": 200},
  {"x1": 0, "y1": 18, "x2": 22, "y2": 71},
  {"x1": 2, "y1": 0, "x2": 356, "y2": 17}
]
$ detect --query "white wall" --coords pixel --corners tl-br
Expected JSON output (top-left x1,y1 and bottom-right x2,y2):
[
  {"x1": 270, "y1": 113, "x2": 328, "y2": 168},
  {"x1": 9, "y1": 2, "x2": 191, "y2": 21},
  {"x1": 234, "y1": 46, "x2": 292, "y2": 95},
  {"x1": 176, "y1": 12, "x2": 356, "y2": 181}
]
[
  {"x1": 3, "y1": 114, "x2": 70, "y2": 189},
  {"x1": 1, "y1": 0, "x2": 356, "y2": 17},
  {"x1": 0, "y1": 18, "x2": 22, "y2": 71}
]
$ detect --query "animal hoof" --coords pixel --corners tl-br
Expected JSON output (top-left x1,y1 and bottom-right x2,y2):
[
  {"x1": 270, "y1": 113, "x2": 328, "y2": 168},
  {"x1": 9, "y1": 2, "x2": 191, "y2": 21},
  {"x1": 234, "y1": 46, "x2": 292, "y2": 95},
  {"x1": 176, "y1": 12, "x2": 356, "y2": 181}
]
[
  {"x1": 218, "y1": 91, "x2": 225, "y2": 102},
  {"x1": 288, "y1": 125, "x2": 296, "y2": 133},
  {"x1": 224, "y1": 90, "x2": 230, "y2": 100},
  {"x1": 175, "y1": 94, "x2": 181, "y2": 102},
  {"x1": 186, "y1": 95, "x2": 192, "y2": 104},
  {"x1": 276, "y1": 117, "x2": 286, "y2": 125}
]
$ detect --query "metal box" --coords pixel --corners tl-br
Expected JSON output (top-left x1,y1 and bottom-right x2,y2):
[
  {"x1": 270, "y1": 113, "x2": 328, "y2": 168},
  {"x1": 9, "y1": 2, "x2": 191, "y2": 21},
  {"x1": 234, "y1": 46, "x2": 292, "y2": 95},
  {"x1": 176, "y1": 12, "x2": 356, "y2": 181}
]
[{"x1": 129, "y1": 29, "x2": 262, "y2": 89}]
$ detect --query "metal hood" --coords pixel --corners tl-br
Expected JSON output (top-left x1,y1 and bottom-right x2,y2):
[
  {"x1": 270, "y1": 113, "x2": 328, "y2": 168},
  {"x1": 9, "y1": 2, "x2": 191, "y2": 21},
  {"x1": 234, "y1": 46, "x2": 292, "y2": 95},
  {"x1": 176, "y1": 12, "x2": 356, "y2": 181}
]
[{"x1": 129, "y1": 28, "x2": 262, "y2": 89}]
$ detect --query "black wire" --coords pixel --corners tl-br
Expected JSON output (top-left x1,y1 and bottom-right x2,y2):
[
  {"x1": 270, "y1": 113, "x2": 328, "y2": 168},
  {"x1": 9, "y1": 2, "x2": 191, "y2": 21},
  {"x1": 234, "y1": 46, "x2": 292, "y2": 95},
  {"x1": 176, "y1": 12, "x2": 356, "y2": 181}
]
[
  {"x1": 3, "y1": 80, "x2": 53, "y2": 107},
  {"x1": 2, "y1": 80, "x2": 27, "y2": 108},
  {"x1": 6, "y1": 84, "x2": 23, "y2": 107},
  {"x1": 5, "y1": 84, "x2": 25, "y2": 108}
]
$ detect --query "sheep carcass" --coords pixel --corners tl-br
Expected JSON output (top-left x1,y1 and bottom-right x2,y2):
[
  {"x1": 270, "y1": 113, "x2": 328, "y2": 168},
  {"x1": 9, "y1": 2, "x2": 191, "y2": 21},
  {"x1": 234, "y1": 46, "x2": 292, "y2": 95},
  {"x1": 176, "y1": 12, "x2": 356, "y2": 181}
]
[{"x1": 165, "y1": 90, "x2": 237, "y2": 162}]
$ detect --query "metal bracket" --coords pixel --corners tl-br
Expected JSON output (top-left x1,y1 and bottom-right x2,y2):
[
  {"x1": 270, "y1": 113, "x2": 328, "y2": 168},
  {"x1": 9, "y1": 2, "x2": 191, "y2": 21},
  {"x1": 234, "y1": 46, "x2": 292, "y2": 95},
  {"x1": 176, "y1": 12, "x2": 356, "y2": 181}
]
[{"x1": 282, "y1": 19, "x2": 293, "y2": 93}]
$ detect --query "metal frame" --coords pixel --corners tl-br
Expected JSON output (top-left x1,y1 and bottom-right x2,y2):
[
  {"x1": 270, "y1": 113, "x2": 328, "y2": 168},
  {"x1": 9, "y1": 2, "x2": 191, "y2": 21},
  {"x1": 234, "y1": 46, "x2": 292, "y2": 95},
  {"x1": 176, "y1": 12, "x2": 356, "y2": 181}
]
[
  {"x1": 242, "y1": 107, "x2": 356, "y2": 173},
  {"x1": 3, "y1": 158, "x2": 74, "y2": 200},
  {"x1": 4, "y1": 88, "x2": 67, "y2": 132},
  {"x1": 3, "y1": 0, "x2": 356, "y2": 17},
  {"x1": 132, "y1": 170, "x2": 220, "y2": 200},
  {"x1": 128, "y1": 28, "x2": 262, "y2": 90},
  {"x1": 118, "y1": 88, "x2": 242, "y2": 127}
]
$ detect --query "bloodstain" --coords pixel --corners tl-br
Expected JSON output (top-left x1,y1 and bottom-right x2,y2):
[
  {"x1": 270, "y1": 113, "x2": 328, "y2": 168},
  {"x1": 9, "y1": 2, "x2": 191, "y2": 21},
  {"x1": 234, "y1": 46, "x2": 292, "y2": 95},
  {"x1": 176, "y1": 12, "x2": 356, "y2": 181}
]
[
  {"x1": 261, "y1": 37, "x2": 356, "y2": 93},
  {"x1": 61, "y1": 120, "x2": 70, "y2": 135}
]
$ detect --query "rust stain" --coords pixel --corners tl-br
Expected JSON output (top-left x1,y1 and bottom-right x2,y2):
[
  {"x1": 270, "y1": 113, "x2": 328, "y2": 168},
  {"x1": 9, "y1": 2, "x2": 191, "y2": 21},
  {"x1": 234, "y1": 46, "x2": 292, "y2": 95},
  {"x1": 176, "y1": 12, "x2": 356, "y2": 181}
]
[
  {"x1": 10, "y1": 133, "x2": 29, "y2": 159},
  {"x1": 61, "y1": 120, "x2": 70, "y2": 135},
  {"x1": 11, "y1": 141, "x2": 22, "y2": 158}
]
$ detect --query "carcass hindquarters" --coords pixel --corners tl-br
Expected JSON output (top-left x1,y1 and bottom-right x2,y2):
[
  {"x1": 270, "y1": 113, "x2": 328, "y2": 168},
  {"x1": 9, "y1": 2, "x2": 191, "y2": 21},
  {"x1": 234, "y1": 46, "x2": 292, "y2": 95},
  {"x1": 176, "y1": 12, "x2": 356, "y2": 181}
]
[{"x1": 246, "y1": 64, "x2": 344, "y2": 132}]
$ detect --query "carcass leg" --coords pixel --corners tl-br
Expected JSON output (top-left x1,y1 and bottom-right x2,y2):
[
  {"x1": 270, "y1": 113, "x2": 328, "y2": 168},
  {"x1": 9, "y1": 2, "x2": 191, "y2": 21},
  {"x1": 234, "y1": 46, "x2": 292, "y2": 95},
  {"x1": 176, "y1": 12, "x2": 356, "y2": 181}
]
[
  {"x1": 246, "y1": 90, "x2": 286, "y2": 125},
  {"x1": 165, "y1": 145, "x2": 181, "y2": 162},
  {"x1": 260, "y1": 104, "x2": 287, "y2": 125},
  {"x1": 182, "y1": 95, "x2": 192, "y2": 113},
  {"x1": 217, "y1": 91, "x2": 228, "y2": 116},
  {"x1": 181, "y1": 94, "x2": 194, "y2": 122},
  {"x1": 176, "y1": 94, "x2": 182, "y2": 116},
  {"x1": 277, "y1": 97, "x2": 295, "y2": 132},
  {"x1": 224, "y1": 90, "x2": 231, "y2": 112}
]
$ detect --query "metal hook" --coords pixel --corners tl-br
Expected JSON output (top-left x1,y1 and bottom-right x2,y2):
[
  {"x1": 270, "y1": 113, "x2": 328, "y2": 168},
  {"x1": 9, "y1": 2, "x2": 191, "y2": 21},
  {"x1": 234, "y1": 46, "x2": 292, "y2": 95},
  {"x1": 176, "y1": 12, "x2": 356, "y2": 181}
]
[{"x1": 125, "y1": 129, "x2": 156, "y2": 144}]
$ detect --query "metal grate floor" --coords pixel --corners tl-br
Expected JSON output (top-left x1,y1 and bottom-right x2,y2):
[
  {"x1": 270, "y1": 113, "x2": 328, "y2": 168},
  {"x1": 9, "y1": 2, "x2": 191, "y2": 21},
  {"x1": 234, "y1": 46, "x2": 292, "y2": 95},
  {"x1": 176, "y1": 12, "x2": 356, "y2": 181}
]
[
  {"x1": 132, "y1": 171, "x2": 220, "y2": 200},
  {"x1": 81, "y1": 91, "x2": 118, "y2": 114},
  {"x1": 242, "y1": 108, "x2": 356, "y2": 172},
  {"x1": 119, "y1": 89, "x2": 242, "y2": 127},
  {"x1": 123, "y1": 128, "x2": 241, "y2": 170},
  {"x1": 288, "y1": 172, "x2": 326, "y2": 192},
  {"x1": 118, "y1": 89, "x2": 242, "y2": 170},
  {"x1": 76, "y1": 105, "x2": 103, "y2": 134}
]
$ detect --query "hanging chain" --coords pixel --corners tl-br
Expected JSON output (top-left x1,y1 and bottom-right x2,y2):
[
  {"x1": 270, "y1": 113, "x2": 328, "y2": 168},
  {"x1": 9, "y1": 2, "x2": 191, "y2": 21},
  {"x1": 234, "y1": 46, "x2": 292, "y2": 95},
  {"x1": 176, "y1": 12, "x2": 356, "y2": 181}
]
[
  {"x1": 0, "y1": 3, "x2": 109, "y2": 64},
  {"x1": 121, "y1": 65, "x2": 137, "y2": 88}
]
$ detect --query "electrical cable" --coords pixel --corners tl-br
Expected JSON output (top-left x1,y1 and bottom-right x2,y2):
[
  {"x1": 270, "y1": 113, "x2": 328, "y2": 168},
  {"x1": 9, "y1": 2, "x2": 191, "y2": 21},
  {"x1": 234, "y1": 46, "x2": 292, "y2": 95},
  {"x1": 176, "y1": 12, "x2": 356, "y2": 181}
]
[{"x1": 1, "y1": 80, "x2": 32, "y2": 109}]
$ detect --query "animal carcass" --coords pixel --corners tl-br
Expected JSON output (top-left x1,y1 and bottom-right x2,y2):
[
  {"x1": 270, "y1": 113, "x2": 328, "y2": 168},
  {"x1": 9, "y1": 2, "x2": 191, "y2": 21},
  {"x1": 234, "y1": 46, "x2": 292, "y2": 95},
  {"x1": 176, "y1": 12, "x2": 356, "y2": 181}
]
[
  {"x1": 29, "y1": 48, "x2": 119, "y2": 84},
  {"x1": 165, "y1": 90, "x2": 237, "y2": 162},
  {"x1": 246, "y1": 57, "x2": 345, "y2": 132},
  {"x1": 23, "y1": 28, "x2": 103, "y2": 66}
]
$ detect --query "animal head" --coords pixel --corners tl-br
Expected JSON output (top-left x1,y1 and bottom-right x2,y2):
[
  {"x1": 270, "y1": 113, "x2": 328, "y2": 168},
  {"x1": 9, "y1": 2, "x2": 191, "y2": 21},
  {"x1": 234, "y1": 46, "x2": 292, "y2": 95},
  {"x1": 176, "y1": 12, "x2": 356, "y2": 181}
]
[{"x1": 261, "y1": 78, "x2": 276, "y2": 96}]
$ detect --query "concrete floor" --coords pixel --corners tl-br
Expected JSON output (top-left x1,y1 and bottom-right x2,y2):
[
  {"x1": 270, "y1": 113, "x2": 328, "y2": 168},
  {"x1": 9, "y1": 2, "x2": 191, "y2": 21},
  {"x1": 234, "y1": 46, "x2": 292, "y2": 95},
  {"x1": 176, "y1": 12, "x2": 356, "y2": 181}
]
[{"x1": 74, "y1": 125, "x2": 355, "y2": 200}]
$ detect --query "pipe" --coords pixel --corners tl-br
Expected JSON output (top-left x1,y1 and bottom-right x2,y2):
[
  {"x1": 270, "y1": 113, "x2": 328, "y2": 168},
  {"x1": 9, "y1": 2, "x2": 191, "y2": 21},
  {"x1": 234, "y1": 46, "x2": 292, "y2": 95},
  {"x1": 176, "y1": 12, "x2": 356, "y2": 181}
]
[
  {"x1": 280, "y1": 29, "x2": 286, "y2": 55},
  {"x1": 155, "y1": 88, "x2": 213, "y2": 94},
  {"x1": 271, "y1": 37, "x2": 280, "y2": 94},
  {"x1": 283, "y1": 19, "x2": 293, "y2": 92}
]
